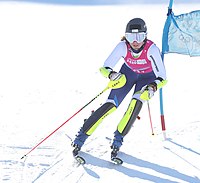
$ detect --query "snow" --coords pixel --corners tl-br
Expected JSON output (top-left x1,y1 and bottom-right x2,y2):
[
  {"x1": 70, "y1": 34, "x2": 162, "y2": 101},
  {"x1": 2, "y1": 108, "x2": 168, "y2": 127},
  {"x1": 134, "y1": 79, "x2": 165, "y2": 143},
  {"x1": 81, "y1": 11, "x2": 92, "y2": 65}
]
[{"x1": 0, "y1": 1, "x2": 200, "y2": 183}]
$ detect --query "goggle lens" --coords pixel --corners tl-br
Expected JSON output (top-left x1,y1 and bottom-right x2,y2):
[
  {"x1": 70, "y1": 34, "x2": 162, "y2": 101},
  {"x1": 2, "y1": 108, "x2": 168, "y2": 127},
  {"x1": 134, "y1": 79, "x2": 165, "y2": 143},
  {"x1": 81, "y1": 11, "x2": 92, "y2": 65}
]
[{"x1": 125, "y1": 32, "x2": 147, "y2": 43}]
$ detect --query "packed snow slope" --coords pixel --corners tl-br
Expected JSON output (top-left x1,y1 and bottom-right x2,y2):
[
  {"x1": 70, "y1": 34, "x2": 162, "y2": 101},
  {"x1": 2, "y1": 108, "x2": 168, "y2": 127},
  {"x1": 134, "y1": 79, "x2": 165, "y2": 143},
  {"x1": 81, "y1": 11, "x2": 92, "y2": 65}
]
[{"x1": 0, "y1": 1, "x2": 200, "y2": 183}]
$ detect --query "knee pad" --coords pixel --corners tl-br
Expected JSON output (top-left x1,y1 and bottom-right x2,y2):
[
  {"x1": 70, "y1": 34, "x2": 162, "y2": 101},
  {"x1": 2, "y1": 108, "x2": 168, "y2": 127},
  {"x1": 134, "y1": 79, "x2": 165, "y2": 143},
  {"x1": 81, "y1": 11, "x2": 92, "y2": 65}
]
[
  {"x1": 117, "y1": 98, "x2": 142, "y2": 136},
  {"x1": 83, "y1": 102, "x2": 116, "y2": 135}
]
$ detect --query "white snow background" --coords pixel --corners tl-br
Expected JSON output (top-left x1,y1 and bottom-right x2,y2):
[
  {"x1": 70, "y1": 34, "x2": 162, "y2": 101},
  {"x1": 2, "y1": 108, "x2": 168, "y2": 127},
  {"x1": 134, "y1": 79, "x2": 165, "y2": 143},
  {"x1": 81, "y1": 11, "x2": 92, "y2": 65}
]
[{"x1": 0, "y1": 1, "x2": 200, "y2": 183}]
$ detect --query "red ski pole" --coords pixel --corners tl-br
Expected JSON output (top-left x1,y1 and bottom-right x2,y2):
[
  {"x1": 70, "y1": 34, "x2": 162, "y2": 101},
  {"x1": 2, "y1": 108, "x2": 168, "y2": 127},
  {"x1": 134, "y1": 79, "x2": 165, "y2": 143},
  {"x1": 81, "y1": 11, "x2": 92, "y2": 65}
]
[
  {"x1": 21, "y1": 86, "x2": 109, "y2": 159},
  {"x1": 147, "y1": 101, "x2": 154, "y2": 135}
]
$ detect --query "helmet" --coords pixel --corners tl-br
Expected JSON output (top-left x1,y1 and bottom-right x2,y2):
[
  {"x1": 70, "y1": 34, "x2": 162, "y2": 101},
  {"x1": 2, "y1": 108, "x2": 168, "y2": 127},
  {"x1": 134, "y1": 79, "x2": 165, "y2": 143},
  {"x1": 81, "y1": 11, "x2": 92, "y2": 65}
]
[{"x1": 125, "y1": 18, "x2": 147, "y2": 33}]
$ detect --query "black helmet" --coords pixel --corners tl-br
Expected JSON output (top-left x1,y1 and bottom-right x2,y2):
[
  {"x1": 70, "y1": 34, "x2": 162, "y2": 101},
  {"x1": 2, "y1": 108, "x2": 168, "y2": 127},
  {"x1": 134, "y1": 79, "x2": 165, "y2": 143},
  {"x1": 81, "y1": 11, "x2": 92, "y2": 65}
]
[{"x1": 125, "y1": 18, "x2": 147, "y2": 33}]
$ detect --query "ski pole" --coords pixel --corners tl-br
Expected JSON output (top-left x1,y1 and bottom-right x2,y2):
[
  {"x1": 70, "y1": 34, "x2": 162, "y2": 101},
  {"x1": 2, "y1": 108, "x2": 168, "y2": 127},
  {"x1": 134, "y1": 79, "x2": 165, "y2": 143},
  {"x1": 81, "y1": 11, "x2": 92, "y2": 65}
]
[
  {"x1": 21, "y1": 85, "x2": 110, "y2": 159},
  {"x1": 147, "y1": 101, "x2": 154, "y2": 135}
]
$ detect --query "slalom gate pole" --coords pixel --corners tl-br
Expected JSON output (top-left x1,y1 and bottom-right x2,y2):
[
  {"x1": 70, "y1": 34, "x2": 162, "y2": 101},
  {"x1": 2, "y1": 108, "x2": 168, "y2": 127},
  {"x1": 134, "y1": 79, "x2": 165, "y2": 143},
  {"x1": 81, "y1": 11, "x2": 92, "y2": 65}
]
[
  {"x1": 159, "y1": 0, "x2": 174, "y2": 140},
  {"x1": 147, "y1": 101, "x2": 154, "y2": 135},
  {"x1": 21, "y1": 86, "x2": 110, "y2": 159}
]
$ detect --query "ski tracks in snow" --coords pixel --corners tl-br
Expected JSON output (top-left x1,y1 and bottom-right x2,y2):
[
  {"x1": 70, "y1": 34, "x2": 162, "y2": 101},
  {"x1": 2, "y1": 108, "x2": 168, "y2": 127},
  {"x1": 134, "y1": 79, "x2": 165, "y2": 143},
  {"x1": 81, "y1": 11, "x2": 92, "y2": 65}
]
[{"x1": 1, "y1": 123, "x2": 200, "y2": 183}]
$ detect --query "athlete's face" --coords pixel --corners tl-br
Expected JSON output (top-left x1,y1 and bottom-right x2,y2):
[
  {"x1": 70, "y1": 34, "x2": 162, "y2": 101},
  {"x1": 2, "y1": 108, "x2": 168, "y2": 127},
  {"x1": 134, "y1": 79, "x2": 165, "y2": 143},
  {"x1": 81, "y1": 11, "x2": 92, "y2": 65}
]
[
  {"x1": 125, "y1": 32, "x2": 146, "y2": 50},
  {"x1": 130, "y1": 41, "x2": 145, "y2": 50}
]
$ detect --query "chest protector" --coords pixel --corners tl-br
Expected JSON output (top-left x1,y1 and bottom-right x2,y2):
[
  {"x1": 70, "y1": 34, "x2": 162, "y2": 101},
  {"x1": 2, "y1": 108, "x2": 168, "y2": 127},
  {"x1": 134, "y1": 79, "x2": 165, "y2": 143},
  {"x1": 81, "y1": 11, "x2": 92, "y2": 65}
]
[{"x1": 124, "y1": 40, "x2": 154, "y2": 74}]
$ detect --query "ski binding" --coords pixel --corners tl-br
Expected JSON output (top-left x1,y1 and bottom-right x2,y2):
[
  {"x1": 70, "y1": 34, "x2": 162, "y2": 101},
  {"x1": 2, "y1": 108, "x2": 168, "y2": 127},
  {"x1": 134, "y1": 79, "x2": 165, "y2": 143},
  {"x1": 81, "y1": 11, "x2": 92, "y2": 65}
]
[
  {"x1": 111, "y1": 157, "x2": 123, "y2": 165},
  {"x1": 74, "y1": 155, "x2": 86, "y2": 165}
]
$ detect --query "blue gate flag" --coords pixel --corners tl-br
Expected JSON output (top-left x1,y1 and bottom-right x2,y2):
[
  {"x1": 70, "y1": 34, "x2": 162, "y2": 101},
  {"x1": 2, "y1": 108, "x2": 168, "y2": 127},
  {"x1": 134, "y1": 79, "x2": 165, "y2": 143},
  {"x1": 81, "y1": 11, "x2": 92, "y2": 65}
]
[{"x1": 162, "y1": 10, "x2": 200, "y2": 57}]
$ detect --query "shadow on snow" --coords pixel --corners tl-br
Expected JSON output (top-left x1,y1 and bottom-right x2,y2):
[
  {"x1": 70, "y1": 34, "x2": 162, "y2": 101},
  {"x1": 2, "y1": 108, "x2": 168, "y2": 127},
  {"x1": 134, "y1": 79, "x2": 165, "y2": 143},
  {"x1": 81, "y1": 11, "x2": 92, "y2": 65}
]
[{"x1": 81, "y1": 151, "x2": 200, "y2": 183}]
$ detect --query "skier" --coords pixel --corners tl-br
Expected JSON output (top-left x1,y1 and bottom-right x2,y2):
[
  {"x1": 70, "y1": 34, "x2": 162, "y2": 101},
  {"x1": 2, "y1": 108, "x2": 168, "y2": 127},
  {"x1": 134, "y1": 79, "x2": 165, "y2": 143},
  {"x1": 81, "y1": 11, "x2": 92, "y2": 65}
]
[{"x1": 72, "y1": 18, "x2": 167, "y2": 162}]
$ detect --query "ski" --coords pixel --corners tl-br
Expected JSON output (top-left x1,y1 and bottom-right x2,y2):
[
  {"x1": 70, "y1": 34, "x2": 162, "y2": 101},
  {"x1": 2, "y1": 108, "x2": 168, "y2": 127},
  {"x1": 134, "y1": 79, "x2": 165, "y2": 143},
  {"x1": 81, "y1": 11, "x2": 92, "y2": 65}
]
[
  {"x1": 74, "y1": 155, "x2": 86, "y2": 165},
  {"x1": 72, "y1": 146, "x2": 86, "y2": 165},
  {"x1": 110, "y1": 145, "x2": 123, "y2": 165}
]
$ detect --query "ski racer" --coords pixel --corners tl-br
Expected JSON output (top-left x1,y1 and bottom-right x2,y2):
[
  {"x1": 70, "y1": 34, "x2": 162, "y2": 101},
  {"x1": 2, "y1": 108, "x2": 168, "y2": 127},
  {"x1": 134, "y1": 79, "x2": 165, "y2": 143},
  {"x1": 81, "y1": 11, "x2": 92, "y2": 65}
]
[{"x1": 72, "y1": 18, "x2": 167, "y2": 161}]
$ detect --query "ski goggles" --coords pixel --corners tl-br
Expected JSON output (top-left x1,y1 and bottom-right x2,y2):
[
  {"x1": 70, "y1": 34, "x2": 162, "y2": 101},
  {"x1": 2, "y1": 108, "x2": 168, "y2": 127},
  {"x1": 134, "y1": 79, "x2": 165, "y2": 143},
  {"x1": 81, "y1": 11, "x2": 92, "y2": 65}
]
[{"x1": 125, "y1": 32, "x2": 147, "y2": 43}]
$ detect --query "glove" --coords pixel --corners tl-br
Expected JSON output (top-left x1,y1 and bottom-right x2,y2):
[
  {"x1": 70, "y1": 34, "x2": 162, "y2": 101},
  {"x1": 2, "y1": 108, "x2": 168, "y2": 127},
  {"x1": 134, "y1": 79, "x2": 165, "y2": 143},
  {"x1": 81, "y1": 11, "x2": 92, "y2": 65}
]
[
  {"x1": 108, "y1": 71, "x2": 122, "y2": 81},
  {"x1": 99, "y1": 67, "x2": 122, "y2": 80},
  {"x1": 99, "y1": 67, "x2": 113, "y2": 78},
  {"x1": 108, "y1": 74, "x2": 126, "y2": 89},
  {"x1": 140, "y1": 82, "x2": 157, "y2": 100},
  {"x1": 99, "y1": 67, "x2": 126, "y2": 89}
]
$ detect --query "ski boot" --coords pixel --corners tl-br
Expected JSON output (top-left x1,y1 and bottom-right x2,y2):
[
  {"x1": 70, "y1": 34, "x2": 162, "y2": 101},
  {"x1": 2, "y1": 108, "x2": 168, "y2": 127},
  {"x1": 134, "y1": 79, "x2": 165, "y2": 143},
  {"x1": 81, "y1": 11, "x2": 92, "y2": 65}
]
[
  {"x1": 71, "y1": 143, "x2": 81, "y2": 157},
  {"x1": 111, "y1": 145, "x2": 123, "y2": 164},
  {"x1": 111, "y1": 145, "x2": 119, "y2": 159},
  {"x1": 72, "y1": 127, "x2": 89, "y2": 155},
  {"x1": 71, "y1": 143, "x2": 86, "y2": 164}
]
